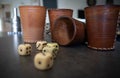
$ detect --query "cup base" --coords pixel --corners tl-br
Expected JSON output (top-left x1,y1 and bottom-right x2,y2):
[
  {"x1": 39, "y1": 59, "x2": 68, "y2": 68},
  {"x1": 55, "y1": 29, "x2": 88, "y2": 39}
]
[
  {"x1": 23, "y1": 39, "x2": 44, "y2": 43},
  {"x1": 88, "y1": 45, "x2": 115, "y2": 51}
]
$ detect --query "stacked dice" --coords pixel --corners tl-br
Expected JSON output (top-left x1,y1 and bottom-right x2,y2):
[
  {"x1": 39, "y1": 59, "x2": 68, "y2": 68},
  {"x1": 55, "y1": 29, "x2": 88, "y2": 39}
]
[
  {"x1": 17, "y1": 41, "x2": 59, "y2": 71},
  {"x1": 43, "y1": 43, "x2": 59, "y2": 59},
  {"x1": 34, "y1": 41, "x2": 59, "y2": 70}
]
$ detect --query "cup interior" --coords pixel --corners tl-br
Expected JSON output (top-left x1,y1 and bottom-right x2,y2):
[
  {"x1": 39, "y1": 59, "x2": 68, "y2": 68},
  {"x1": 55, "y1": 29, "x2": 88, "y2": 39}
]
[{"x1": 53, "y1": 17, "x2": 75, "y2": 45}]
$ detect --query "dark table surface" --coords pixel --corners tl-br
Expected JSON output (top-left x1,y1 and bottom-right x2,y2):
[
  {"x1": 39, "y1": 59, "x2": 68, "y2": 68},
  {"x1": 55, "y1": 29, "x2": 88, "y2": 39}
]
[{"x1": 0, "y1": 32, "x2": 120, "y2": 78}]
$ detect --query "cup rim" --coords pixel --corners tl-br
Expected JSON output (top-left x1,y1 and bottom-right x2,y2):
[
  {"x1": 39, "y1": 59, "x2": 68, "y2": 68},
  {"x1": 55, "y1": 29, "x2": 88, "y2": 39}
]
[
  {"x1": 48, "y1": 8, "x2": 73, "y2": 11},
  {"x1": 19, "y1": 6, "x2": 46, "y2": 9},
  {"x1": 84, "y1": 5, "x2": 119, "y2": 10}
]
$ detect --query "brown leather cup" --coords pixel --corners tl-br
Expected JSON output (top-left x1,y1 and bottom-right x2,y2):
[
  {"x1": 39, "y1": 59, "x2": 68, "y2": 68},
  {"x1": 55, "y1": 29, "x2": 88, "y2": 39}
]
[
  {"x1": 116, "y1": 5, "x2": 120, "y2": 35},
  {"x1": 19, "y1": 6, "x2": 46, "y2": 43},
  {"x1": 52, "y1": 16, "x2": 85, "y2": 46},
  {"x1": 48, "y1": 9, "x2": 73, "y2": 41},
  {"x1": 85, "y1": 5, "x2": 119, "y2": 50}
]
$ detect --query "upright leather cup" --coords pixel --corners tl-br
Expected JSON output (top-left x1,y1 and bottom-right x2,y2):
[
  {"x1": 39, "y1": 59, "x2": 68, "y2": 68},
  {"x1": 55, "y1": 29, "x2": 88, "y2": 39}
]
[
  {"x1": 85, "y1": 5, "x2": 119, "y2": 50},
  {"x1": 116, "y1": 5, "x2": 120, "y2": 35},
  {"x1": 19, "y1": 6, "x2": 46, "y2": 43},
  {"x1": 48, "y1": 9, "x2": 73, "y2": 41},
  {"x1": 52, "y1": 16, "x2": 85, "y2": 46}
]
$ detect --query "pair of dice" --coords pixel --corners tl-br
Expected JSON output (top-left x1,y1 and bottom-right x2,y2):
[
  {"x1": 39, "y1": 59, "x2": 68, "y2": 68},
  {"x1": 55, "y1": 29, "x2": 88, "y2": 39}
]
[
  {"x1": 36, "y1": 41, "x2": 59, "y2": 58},
  {"x1": 35, "y1": 41, "x2": 59, "y2": 70},
  {"x1": 18, "y1": 41, "x2": 59, "y2": 70}
]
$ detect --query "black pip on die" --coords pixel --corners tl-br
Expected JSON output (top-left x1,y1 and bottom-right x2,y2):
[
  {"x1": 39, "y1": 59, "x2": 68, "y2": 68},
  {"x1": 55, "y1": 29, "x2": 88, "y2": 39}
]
[
  {"x1": 34, "y1": 52, "x2": 54, "y2": 70},
  {"x1": 18, "y1": 44, "x2": 32, "y2": 56},
  {"x1": 42, "y1": 46, "x2": 58, "y2": 59},
  {"x1": 47, "y1": 43, "x2": 59, "y2": 51}
]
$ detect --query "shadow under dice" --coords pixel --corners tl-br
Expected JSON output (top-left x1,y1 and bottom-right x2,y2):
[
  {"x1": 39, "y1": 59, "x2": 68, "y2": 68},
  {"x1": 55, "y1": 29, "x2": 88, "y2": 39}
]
[
  {"x1": 34, "y1": 52, "x2": 54, "y2": 70},
  {"x1": 18, "y1": 44, "x2": 32, "y2": 56}
]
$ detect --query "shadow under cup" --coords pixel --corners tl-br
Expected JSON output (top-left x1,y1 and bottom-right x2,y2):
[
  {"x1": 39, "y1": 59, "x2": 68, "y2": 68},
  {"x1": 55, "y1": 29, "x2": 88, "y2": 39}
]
[
  {"x1": 85, "y1": 5, "x2": 119, "y2": 50},
  {"x1": 19, "y1": 6, "x2": 46, "y2": 43}
]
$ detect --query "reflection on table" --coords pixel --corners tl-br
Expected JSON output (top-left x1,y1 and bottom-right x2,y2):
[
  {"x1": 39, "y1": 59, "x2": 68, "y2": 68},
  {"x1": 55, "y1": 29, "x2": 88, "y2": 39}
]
[{"x1": 0, "y1": 32, "x2": 120, "y2": 78}]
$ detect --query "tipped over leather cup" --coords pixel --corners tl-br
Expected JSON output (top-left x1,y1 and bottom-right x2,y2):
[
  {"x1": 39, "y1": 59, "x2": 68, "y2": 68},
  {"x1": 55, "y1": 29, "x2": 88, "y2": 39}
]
[
  {"x1": 52, "y1": 16, "x2": 85, "y2": 46},
  {"x1": 48, "y1": 9, "x2": 73, "y2": 41}
]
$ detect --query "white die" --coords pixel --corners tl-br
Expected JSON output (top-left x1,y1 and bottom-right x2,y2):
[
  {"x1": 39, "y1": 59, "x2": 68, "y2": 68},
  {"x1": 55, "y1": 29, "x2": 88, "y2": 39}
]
[
  {"x1": 18, "y1": 44, "x2": 32, "y2": 56},
  {"x1": 34, "y1": 52, "x2": 54, "y2": 70},
  {"x1": 36, "y1": 41, "x2": 47, "y2": 51},
  {"x1": 42, "y1": 46, "x2": 58, "y2": 59},
  {"x1": 47, "y1": 43, "x2": 59, "y2": 51}
]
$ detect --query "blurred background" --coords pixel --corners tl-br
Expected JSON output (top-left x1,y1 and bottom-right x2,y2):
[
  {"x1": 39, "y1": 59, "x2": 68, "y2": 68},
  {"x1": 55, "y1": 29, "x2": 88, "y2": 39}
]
[{"x1": 0, "y1": 0, "x2": 119, "y2": 32}]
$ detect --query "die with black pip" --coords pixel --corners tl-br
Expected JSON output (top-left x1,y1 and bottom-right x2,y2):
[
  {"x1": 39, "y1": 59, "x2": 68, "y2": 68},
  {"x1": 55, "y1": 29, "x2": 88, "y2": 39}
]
[
  {"x1": 36, "y1": 41, "x2": 47, "y2": 51},
  {"x1": 34, "y1": 52, "x2": 54, "y2": 70},
  {"x1": 18, "y1": 44, "x2": 32, "y2": 56}
]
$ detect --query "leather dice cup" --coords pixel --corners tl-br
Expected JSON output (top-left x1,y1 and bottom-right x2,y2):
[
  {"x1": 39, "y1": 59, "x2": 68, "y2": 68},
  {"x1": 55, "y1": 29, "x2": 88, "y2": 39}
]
[
  {"x1": 85, "y1": 5, "x2": 119, "y2": 50},
  {"x1": 19, "y1": 6, "x2": 46, "y2": 43},
  {"x1": 52, "y1": 16, "x2": 85, "y2": 46},
  {"x1": 48, "y1": 9, "x2": 73, "y2": 41}
]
